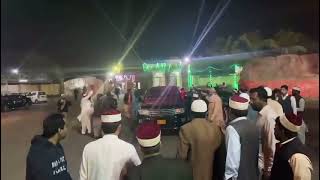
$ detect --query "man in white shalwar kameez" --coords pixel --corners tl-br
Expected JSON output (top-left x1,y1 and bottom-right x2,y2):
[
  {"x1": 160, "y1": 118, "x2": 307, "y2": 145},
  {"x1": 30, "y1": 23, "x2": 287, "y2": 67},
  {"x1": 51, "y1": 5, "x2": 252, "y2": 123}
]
[
  {"x1": 78, "y1": 90, "x2": 94, "y2": 135},
  {"x1": 79, "y1": 111, "x2": 141, "y2": 180}
]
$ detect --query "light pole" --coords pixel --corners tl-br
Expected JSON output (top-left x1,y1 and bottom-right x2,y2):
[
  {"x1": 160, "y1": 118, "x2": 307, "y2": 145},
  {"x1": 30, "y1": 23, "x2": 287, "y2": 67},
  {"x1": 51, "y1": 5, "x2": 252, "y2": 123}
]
[{"x1": 11, "y1": 69, "x2": 19, "y2": 74}]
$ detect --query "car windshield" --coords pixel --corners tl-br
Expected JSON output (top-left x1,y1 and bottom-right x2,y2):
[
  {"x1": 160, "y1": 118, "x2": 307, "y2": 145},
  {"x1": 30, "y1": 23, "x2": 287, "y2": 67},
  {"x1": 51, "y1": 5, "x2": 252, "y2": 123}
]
[
  {"x1": 146, "y1": 87, "x2": 179, "y2": 98},
  {"x1": 39, "y1": 92, "x2": 46, "y2": 95}
]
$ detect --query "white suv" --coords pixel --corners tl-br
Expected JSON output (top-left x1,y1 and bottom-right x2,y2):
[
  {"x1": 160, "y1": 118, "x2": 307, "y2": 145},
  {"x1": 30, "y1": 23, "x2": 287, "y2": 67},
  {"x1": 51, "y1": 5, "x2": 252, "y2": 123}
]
[{"x1": 26, "y1": 91, "x2": 48, "y2": 104}]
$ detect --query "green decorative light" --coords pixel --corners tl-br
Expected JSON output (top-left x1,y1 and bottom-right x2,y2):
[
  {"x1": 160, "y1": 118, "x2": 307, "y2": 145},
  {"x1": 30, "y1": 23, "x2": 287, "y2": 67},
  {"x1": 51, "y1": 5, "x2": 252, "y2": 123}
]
[
  {"x1": 232, "y1": 64, "x2": 242, "y2": 89},
  {"x1": 187, "y1": 64, "x2": 193, "y2": 88},
  {"x1": 209, "y1": 69, "x2": 213, "y2": 84},
  {"x1": 142, "y1": 62, "x2": 182, "y2": 72}
]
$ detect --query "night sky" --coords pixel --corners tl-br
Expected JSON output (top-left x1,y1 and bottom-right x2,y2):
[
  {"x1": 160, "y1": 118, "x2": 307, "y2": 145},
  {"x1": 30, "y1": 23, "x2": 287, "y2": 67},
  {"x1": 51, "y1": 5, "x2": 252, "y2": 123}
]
[{"x1": 1, "y1": 0, "x2": 319, "y2": 71}]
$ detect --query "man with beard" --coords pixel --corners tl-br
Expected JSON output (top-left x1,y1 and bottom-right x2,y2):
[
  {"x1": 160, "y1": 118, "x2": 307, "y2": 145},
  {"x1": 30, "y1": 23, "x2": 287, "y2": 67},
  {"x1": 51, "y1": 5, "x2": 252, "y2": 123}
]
[
  {"x1": 271, "y1": 113, "x2": 313, "y2": 180},
  {"x1": 249, "y1": 86, "x2": 278, "y2": 180},
  {"x1": 224, "y1": 94, "x2": 259, "y2": 180}
]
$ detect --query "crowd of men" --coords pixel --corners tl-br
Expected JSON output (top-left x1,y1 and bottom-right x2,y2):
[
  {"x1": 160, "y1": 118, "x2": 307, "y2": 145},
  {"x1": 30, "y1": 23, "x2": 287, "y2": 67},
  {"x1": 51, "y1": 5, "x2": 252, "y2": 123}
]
[{"x1": 26, "y1": 82, "x2": 313, "y2": 180}]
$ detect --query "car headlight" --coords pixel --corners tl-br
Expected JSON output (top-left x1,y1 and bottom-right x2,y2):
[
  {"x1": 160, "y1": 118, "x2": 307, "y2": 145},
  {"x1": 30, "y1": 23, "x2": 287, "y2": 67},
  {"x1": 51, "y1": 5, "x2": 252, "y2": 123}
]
[
  {"x1": 175, "y1": 108, "x2": 185, "y2": 114},
  {"x1": 138, "y1": 109, "x2": 150, "y2": 116}
]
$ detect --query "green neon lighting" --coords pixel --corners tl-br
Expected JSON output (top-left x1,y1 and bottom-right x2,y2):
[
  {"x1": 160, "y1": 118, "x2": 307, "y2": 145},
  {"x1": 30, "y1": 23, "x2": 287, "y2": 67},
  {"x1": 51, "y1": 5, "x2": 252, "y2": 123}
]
[
  {"x1": 232, "y1": 64, "x2": 242, "y2": 89},
  {"x1": 187, "y1": 64, "x2": 193, "y2": 88},
  {"x1": 142, "y1": 63, "x2": 182, "y2": 72},
  {"x1": 207, "y1": 68, "x2": 213, "y2": 87}
]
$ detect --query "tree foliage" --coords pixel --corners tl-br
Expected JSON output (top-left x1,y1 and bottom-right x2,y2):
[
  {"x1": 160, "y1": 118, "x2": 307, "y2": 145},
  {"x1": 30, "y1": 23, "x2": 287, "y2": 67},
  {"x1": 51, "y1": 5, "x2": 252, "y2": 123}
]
[{"x1": 205, "y1": 30, "x2": 318, "y2": 55}]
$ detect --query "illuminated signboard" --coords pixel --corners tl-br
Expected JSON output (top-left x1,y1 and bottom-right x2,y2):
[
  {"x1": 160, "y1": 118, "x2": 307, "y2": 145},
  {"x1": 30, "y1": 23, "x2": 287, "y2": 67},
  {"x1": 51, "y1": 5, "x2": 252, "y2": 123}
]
[
  {"x1": 142, "y1": 62, "x2": 182, "y2": 72},
  {"x1": 115, "y1": 74, "x2": 135, "y2": 82}
]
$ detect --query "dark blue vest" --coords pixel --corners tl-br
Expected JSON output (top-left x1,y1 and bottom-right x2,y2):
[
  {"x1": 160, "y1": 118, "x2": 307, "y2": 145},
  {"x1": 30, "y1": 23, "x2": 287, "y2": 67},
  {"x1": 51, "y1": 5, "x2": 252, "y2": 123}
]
[{"x1": 280, "y1": 95, "x2": 293, "y2": 114}]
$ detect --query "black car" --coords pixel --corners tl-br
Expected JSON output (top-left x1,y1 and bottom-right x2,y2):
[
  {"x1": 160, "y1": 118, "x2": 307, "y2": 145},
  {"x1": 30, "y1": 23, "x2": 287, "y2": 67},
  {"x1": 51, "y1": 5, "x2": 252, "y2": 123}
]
[
  {"x1": 138, "y1": 86, "x2": 187, "y2": 132},
  {"x1": 1, "y1": 94, "x2": 32, "y2": 112}
]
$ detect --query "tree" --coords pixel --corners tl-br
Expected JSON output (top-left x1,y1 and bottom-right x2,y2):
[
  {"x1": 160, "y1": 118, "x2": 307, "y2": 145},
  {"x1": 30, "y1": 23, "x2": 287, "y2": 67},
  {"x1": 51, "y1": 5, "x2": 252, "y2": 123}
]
[
  {"x1": 274, "y1": 29, "x2": 317, "y2": 51},
  {"x1": 205, "y1": 30, "x2": 317, "y2": 55}
]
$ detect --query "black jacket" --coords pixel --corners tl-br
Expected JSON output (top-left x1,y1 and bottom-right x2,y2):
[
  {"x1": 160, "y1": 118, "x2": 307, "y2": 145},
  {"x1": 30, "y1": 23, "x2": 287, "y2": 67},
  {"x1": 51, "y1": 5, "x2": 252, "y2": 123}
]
[
  {"x1": 270, "y1": 138, "x2": 308, "y2": 180},
  {"x1": 26, "y1": 135, "x2": 72, "y2": 180},
  {"x1": 126, "y1": 154, "x2": 193, "y2": 180}
]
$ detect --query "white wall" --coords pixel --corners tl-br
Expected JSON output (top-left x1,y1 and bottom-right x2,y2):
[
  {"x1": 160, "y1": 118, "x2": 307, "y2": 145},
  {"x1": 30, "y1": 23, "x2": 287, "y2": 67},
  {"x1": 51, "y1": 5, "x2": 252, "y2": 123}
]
[
  {"x1": 168, "y1": 72, "x2": 182, "y2": 87},
  {"x1": 152, "y1": 72, "x2": 166, "y2": 86},
  {"x1": 1, "y1": 84, "x2": 60, "y2": 95},
  {"x1": 20, "y1": 85, "x2": 39, "y2": 93}
]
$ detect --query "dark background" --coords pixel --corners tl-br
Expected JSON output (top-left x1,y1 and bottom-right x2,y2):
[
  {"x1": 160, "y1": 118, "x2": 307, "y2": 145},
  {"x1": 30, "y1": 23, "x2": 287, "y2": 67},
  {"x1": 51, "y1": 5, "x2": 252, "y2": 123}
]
[{"x1": 1, "y1": 0, "x2": 319, "y2": 70}]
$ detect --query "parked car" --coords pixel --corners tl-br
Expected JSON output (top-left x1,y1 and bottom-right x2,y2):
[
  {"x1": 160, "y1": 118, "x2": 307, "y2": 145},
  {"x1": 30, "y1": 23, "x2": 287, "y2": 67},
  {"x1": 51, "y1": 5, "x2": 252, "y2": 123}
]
[
  {"x1": 26, "y1": 91, "x2": 48, "y2": 104},
  {"x1": 19, "y1": 92, "x2": 28, "y2": 96},
  {"x1": 10, "y1": 92, "x2": 28, "y2": 96},
  {"x1": 1, "y1": 94, "x2": 32, "y2": 112},
  {"x1": 138, "y1": 86, "x2": 187, "y2": 132}
]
